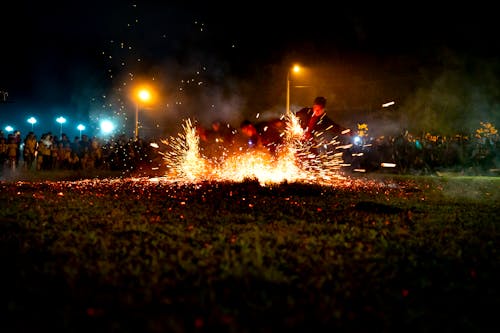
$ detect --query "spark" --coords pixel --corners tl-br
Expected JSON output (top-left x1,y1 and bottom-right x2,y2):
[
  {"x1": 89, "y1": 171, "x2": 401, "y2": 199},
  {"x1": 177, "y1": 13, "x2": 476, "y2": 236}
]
[{"x1": 160, "y1": 113, "x2": 347, "y2": 186}]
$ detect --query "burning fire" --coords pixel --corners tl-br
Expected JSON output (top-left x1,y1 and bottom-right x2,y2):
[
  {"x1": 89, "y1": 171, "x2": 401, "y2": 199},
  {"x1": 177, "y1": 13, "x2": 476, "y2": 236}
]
[{"x1": 160, "y1": 113, "x2": 346, "y2": 185}]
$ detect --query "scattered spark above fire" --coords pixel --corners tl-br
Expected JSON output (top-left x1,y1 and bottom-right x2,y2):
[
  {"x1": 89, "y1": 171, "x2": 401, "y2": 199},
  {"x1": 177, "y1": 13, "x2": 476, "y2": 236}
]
[{"x1": 160, "y1": 113, "x2": 347, "y2": 186}]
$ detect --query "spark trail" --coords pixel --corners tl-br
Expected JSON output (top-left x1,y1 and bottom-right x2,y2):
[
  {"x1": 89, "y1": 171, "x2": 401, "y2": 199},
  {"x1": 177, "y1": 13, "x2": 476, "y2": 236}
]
[{"x1": 161, "y1": 113, "x2": 347, "y2": 186}]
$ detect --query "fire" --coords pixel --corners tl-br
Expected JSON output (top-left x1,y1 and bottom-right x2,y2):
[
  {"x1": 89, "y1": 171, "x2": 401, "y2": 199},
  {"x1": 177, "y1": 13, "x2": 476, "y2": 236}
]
[
  {"x1": 161, "y1": 113, "x2": 346, "y2": 186},
  {"x1": 217, "y1": 150, "x2": 302, "y2": 184},
  {"x1": 161, "y1": 118, "x2": 211, "y2": 181}
]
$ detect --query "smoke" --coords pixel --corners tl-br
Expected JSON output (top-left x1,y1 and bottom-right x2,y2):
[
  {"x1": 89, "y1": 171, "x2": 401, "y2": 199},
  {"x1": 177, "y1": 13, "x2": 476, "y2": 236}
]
[
  {"x1": 293, "y1": 51, "x2": 500, "y2": 139},
  {"x1": 399, "y1": 52, "x2": 500, "y2": 136},
  {"x1": 439, "y1": 177, "x2": 500, "y2": 202},
  {"x1": 4, "y1": 3, "x2": 498, "y2": 143}
]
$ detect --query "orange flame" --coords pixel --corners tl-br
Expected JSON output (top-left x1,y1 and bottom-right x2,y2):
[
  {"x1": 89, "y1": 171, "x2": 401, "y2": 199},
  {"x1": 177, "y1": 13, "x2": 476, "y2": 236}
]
[{"x1": 161, "y1": 114, "x2": 345, "y2": 186}]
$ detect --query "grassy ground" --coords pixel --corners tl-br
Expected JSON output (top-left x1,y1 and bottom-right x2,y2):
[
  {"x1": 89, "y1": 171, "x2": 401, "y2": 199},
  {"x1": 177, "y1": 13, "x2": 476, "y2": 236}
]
[{"x1": 1, "y1": 171, "x2": 499, "y2": 332}]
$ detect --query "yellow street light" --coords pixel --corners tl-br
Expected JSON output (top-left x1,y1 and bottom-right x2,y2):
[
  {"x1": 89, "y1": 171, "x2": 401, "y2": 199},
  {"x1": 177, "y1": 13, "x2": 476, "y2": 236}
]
[
  {"x1": 135, "y1": 88, "x2": 152, "y2": 139},
  {"x1": 286, "y1": 64, "x2": 301, "y2": 115}
]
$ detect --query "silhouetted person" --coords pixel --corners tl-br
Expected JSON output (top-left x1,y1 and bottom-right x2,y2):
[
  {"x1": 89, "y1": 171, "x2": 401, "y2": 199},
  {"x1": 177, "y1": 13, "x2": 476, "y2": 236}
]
[
  {"x1": 240, "y1": 118, "x2": 285, "y2": 155},
  {"x1": 295, "y1": 96, "x2": 351, "y2": 154}
]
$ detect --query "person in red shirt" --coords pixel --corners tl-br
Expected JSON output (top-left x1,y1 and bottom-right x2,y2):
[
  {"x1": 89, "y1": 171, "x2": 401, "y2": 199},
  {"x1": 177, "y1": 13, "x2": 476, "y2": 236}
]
[
  {"x1": 240, "y1": 118, "x2": 286, "y2": 156},
  {"x1": 295, "y1": 96, "x2": 351, "y2": 154}
]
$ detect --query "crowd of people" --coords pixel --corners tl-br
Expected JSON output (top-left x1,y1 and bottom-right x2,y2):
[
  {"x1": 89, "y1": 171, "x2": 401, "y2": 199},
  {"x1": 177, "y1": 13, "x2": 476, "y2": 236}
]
[
  {"x1": 0, "y1": 130, "x2": 159, "y2": 175},
  {"x1": 196, "y1": 117, "x2": 289, "y2": 160},
  {"x1": 192, "y1": 95, "x2": 500, "y2": 175},
  {"x1": 1, "y1": 96, "x2": 498, "y2": 177},
  {"x1": 0, "y1": 96, "x2": 353, "y2": 175},
  {"x1": 350, "y1": 129, "x2": 500, "y2": 175},
  {"x1": 196, "y1": 96, "x2": 353, "y2": 159}
]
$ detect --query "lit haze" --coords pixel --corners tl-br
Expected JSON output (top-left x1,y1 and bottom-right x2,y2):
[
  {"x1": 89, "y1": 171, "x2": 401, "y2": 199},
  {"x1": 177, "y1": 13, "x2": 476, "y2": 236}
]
[{"x1": 0, "y1": 2, "x2": 498, "y2": 140}]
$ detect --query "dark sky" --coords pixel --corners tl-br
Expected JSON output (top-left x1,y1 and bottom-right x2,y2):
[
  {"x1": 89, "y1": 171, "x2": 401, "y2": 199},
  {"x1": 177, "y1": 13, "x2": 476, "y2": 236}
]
[{"x1": 1, "y1": 1, "x2": 498, "y2": 138}]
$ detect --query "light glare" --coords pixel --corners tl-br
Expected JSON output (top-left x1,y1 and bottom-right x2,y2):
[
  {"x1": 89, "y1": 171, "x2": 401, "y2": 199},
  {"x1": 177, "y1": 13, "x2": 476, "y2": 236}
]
[{"x1": 101, "y1": 120, "x2": 115, "y2": 134}]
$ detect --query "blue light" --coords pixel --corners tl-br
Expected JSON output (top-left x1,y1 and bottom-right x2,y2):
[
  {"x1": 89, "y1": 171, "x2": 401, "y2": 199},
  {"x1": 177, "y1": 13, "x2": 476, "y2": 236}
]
[{"x1": 100, "y1": 120, "x2": 115, "y2": 134}]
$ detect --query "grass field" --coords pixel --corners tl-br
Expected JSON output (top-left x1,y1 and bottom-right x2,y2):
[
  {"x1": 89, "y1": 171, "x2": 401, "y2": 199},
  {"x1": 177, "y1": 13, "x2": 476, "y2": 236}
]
[{"x1": 1, "y1": 171, "x2": 499, "y2": 332}]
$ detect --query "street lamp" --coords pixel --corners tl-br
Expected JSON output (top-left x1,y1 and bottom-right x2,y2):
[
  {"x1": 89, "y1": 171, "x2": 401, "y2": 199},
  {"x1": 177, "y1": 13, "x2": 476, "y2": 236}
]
[
  {"x1": 56, "y1": 116, "x2": 66, "y2": 139},
  {"x1": 77, "y1": 124, "x2": 85, "y2": 139},
  {"x1": 27, "y1": 117, "x2": 37, "y2": 131},
  {"x1": 135, "y1": 88, "x2": 152, "y2": 139},
  {"x1": 100, "y1": 120, "x2": 115, "y2": 135},
  {"x1": 286, "y1": 64, "x2": 301, "y2": 115},
  {"x1": 5, "y1": 125, "x2": 14, "y2": 133}
]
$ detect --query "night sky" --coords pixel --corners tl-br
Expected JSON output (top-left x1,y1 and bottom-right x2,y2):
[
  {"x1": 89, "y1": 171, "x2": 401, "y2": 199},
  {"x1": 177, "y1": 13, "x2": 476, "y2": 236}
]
[{"x1": 1, "y1": 1, "x2": 498, "y2": 139}]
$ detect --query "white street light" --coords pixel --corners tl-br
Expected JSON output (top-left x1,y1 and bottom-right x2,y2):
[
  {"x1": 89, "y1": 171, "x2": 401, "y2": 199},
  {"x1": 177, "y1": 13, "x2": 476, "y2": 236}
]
[
  {"x1": 77, "y1": 124, "x2": 85, "y2": 139},
  {"x1": 56, "y1": 116, "x2": 66, "y2": 139},
  {"x1": 27, "y1": 117, "x2": 37, "y2": 131},
  {"x1": 5, "y1": 125, "x2": 14, "y2": 133},
  {"x1": 100, "y1": 120, "x2": 115, "y2": 135}
]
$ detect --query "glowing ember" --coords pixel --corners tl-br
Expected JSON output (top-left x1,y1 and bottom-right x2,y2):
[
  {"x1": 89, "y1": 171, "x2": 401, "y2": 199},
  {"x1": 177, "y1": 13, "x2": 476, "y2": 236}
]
[
  {"x1": 160, "y1": 113, "x2": 346, "y2": 186},
  {"x1": 161, "y1": 118, "x2": 211, "y2": 181}
]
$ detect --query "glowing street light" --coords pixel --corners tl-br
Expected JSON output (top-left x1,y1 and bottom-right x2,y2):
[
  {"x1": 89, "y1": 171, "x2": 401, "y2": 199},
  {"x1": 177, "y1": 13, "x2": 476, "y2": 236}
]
[
  {"x1": 27, "y1": 117, "x2": 37, "y2": 131},
  {"x1": 135, "y1": 88, "x2": 152, "y2": 139},
  {"x1": 56, "y1": 116, "x2": 66, "y2": 139},
  {"x1": 77, "y1": 124, "x2": 85, "y2": 139},
  {"x1": 286, "y1": 64, "x2": 301, "y2": 115},
  {"x1": 100, "y1": 120, "x2": 115, "y2": 135},
  {"x1": 5, "y1": 125, "x2": 14, "y2": 133}
]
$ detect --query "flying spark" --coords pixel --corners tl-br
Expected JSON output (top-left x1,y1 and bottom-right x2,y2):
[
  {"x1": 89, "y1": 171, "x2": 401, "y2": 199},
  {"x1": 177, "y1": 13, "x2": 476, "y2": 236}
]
[{"x1": 160, "y1": 113, "x2": 347, "y2": 186}]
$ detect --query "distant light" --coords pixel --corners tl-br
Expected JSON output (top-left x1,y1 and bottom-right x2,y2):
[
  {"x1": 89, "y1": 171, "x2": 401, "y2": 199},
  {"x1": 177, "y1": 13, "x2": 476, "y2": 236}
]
[
  {"x1": 5, "y1": 125, "x2": 14, "y2": 132},
  {"x1": 382, "y1": 101, "x2": 395, "y2": 108},
  {"x1": 77, "y1": 124, "x2": 85, "y2": 131},
  {"x1": 100, "y1": 120, "x2": 115, "y2": 134},
  {"x1": 138, "y1": 89, "x2": 151, "y2": 102},
  {"x1": 341, "y1": 129, "x2": 351, "y2": 135},
  {"x1": 56, "y1": 116, "x2": 67, "y2": 124},
  {"x1": 27, "y1": 117, "x2": 37, "y2": 125},
  {"x1": 381, "y1": 163, "x2": 397, "y2": 168}
]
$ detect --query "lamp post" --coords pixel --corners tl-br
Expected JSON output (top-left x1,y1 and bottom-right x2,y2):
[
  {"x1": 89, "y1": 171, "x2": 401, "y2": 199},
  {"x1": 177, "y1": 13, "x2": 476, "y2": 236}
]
[
  {"x1": 135, "y1": 103, "x2": 139, "y2": 139},
  {"x1": 77, "y1": 124, "x2": 85, "y2": 139},
  {"x1": 27, "y1": 117, "x2": 37, "y2": 131},
  {"x1": 286, "y1": 71, "x2": 290, "y2": 115},
  {"x1": 286, "y1": 64, "x2": 301, "y2": 115},
  {"x1": 56, "y1": 116, "x2": 66, "y2": 140},
  {"x1": 135, "y1": 88, "x2": 152, "y2": 139}
]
